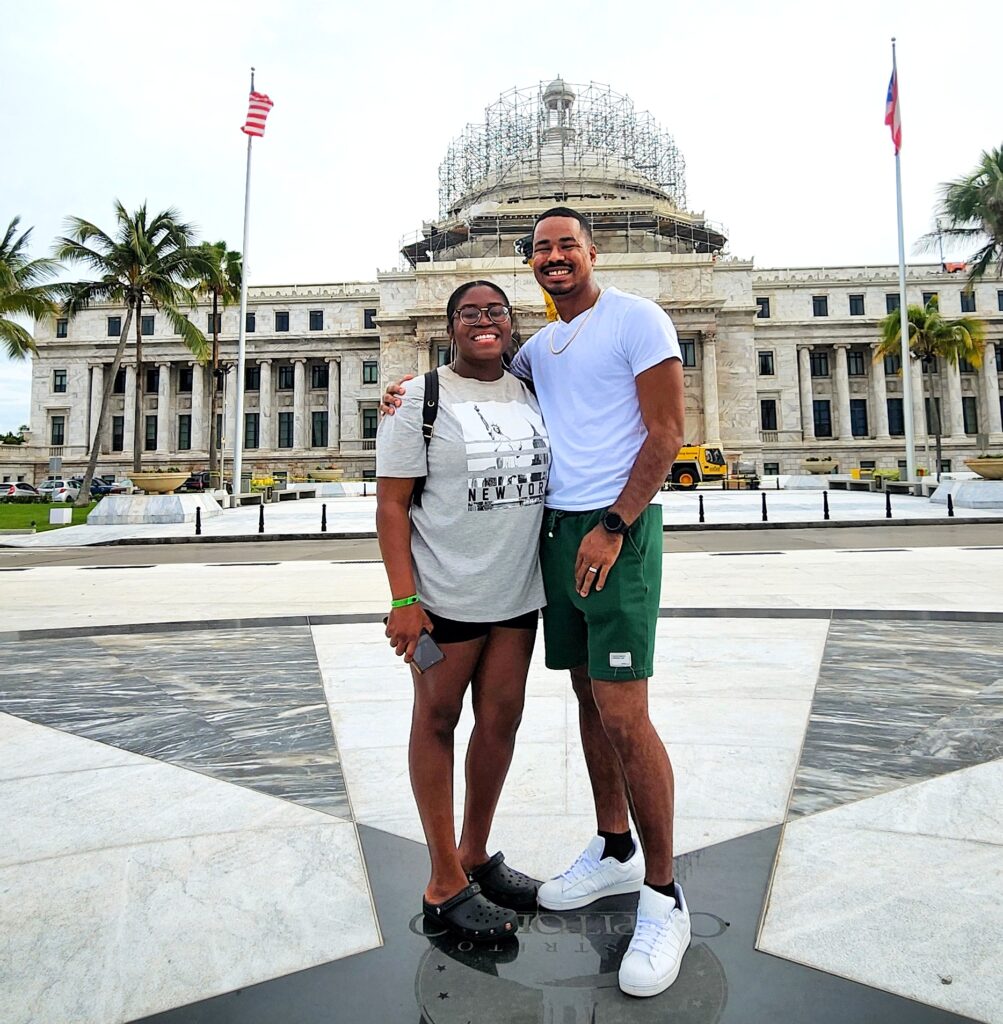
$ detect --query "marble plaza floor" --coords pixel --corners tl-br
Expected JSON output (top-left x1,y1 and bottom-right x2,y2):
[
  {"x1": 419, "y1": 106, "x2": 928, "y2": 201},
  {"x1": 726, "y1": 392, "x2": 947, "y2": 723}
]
[{"x1": 0, "y1": 545, "x2": 1001, "y2": 1023}]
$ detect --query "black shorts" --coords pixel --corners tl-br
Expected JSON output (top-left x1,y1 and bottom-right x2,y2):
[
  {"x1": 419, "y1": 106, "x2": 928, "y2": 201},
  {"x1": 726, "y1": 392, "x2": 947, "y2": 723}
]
[{"x1": 425, "y1": 609, "x2": 540, "y2": 644}]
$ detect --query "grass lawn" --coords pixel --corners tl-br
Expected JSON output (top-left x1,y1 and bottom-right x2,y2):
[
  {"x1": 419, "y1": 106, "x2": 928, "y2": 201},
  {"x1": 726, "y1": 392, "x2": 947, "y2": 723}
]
[{"x1": 0, "y1": 501, "x2": 97, "y2": 533}]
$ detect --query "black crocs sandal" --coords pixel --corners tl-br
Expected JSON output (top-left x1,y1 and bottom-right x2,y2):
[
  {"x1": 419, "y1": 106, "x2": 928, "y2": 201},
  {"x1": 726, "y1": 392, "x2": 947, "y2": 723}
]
[
  {"x1": 422, "y1": 882, "x2": 518, "y2": 943},
  {"x1": 467, "y1": 852, "x2": 540, "y2": 911}
]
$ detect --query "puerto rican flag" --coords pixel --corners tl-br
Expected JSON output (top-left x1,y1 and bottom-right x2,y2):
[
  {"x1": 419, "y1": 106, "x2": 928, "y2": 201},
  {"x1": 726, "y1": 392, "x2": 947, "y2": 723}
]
[{"x1": 885, "y1": 71, "x2": 901, "y2": 153}]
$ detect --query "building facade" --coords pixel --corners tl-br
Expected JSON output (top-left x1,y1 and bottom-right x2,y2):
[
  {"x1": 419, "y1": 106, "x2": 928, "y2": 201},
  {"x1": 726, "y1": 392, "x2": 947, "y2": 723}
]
[{"x1": 9, "y1": 80, "x2": 1003, "y2": 485}]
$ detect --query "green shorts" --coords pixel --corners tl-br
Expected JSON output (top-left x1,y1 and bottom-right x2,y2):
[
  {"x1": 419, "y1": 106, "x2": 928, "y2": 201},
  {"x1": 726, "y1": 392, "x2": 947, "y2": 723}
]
[{"x1": 540, "y1": 505, "x2": 662, "y2": 681}]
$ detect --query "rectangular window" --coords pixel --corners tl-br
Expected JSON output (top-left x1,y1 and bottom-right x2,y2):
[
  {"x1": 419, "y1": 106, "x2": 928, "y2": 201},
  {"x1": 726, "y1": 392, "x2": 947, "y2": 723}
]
[
  {"x1": 996, "y1": 344, "x2": 1003, "y2": 373},
  {"x1": 362, "y1": 407, "x2": 379, "y2": 438},
  {"x1": 860, "y1": 460, "x2": 876, "y2": 471},
  {"x1": 960, "y1": 290, "x2": 976, "y2": 313},
  {"x1": 145, "y1": 366, "x2": 159, "y2": 392},
  {"x1": 244, "y1": 412, "x2": 260, "y2": 449},
  {"x1": 245, "y1": 364, "x2": 261, "y2": 391},
  {"x1": 958, "y1": 356, "x2": 976, "y2": 374},
  {"x1": 144, "y1": 415, "x2": 157, "y2": 451},
  {"x1": 363, "y1": 308, "x2": 377, "y2": 330},
  {"x1": 755, "y1": 297, "x2": 770, "y2": 319},
  {"x1": 812, "y1": 399, "x2": 832, "y2": 437},
  {"x1": 764, "y1": 462, "x2": 780, "y2": 475},
  {"x1": 277, "y1": 365, "x2": 295, "y2": 390},
  {"x1": 809, "y1": 350, "x2": 830, "y2": 377},
  {"x1": 922, "y1": 291, "x2": 938, "y2": 307},
  {"x1": 812, "y1": 295, "x2": 828, "y2": 317},
  {"x1": 278, "y1": 411, "x2": 294, "y2": 448},
  {"x1": 925, "y1": 397, "x2": 942, "y2": 431},
  {"x1": 678, "y1": 340, "x2": 695, "y2": 367},
  {"x1": 311, "y1": 410, "x2": 328, "y2": 447},
  {"x1": 53, "y1": 369, "x2": 67, "y2": 393},
  {"x1": 50, "y1": 415, "x2": 65, "y2": 446},
  {"x1": 107, "y1": 316, "x2": 122, "y2": 337},
  {"x1": 206, "y1": 313, "x2": 222, "y2": 334},
  {"x1": 923, "y1": 355, "x2": 939, "y2": 375},
  {"x1": 436, "y1": 346, "x2": 450, "y2": 367},
  {"x1": 56, "y1": 318, "x2": 68, "y2": 338},
  {"x1": 275, "y1": 311, "x2": 290, "y2": 332},
  {"x1": 939, "y1": 458, "x2": 952, "y2": 474},
  {"x1": 884, "y1": 353, "x2": 902, "y2": 375},
  {"x1": 112, "y1": 416, "x2": 124, "y2": 451},
  {"x1": 215, "y1": 413, "x2": 222, "y2": 450},
  {"x1": 311, "y1": 363, "x2": 329, "y2": 389},
  {"x1": 113, "y1": 367, "x2": 126, "y2": 394},
  {"x1": 848, "y1": 294, "x2": 865, "y2": 316},
  {"x1": 758, "y1": 351, "x2": 775, "y2": 375},
  {"x1": 178, "y1": 414, "x2": 191, "y2": 451},
  {"x1": 178, "y1": 366, "x2": 193, "y2": 393},
  {"x1": 887, "y1": 398, "x2": 905, "y2": 436},
  {"x1": 760, "y1": 399, "x2": 778, "y2": 431},
  {"x1": 885, "y1": 293, "x2": 900, "y2": 313},
  {"x1": 962, "y1": 396, "x2": 978, "y2": 435},
  {"x1": 309, "y1": 310, "x2": 324, "y2": 331},
  {"x1": 246, "y1": 311, "x2": 256, "y2": 333},
  {"x1": 847, "y1": 349, "x2": 866, "y2": 376},
  {"x1": 362, "y1": 360, "x2": 379, "y2": 384},
  {"x1": 141, "y1": 314, "x2": 154, "y2": 336},
  {"x1": 850, "y1": 398, "x2": 869, "y2": 437},
  {"x1": 997, "y1": 290, "x2": 1003, "y2": 313}
]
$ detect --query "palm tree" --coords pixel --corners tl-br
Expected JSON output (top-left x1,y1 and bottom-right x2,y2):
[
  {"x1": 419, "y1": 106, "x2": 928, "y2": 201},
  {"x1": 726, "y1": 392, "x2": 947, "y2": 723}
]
[
  {"x1": 55, "y1": 202, "x2": 211, "y2": 504},
  {"x1": 192, "y1": 241, "x2": 242, "y2": 483},
  {"x1": 876, "y1": 296, "x2": 986, "y2": 479},
  {"x1": 919, "y1": 146, "x2": 1003, "y2": 281},
  {"x1": 0, "y1": 217, "x2": 60, "y2": 359}
]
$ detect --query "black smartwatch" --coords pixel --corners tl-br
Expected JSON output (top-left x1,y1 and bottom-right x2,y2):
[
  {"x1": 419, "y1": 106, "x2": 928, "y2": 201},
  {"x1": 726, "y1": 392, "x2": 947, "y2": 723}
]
[{"x1": 600, "y1": 510, "x2": 630, "y2": 535}]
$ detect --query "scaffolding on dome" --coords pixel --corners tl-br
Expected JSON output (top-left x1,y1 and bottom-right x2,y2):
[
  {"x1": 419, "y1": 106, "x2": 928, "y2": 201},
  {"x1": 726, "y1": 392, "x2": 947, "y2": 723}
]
[{"x1": 437, "y1": 80, "x2": 687, "y2": 218}]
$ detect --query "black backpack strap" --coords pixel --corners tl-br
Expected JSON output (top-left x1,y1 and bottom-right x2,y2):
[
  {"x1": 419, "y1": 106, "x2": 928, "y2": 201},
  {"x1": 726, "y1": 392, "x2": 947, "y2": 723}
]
[{"x1": 411, "y1": 369, "x2": 439, "y2": 508}]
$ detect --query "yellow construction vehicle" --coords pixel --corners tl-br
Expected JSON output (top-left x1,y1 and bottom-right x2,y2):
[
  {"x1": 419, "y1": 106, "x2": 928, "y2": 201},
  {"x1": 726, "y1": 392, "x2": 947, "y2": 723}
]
[{"x1": 665, "y1": 445, "x2": 728, "y2": 489}]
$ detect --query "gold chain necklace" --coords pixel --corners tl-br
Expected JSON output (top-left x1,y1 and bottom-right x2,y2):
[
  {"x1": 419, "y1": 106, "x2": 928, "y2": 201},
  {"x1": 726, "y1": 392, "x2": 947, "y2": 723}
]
[{"x1": 549, "y1": 289, "x2": 603, "y2": 356}]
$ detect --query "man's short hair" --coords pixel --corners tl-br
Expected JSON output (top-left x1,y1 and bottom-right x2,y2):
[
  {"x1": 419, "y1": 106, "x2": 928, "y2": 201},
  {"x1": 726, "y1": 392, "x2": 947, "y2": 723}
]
[{"x1": 534, "y1": 206, "x2": 593, "y2": 244}]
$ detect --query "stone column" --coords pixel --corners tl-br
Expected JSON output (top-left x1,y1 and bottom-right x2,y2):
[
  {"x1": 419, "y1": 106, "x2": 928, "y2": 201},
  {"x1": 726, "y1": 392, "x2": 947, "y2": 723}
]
[
  {"x1": 869, "y1": 344, "x2": 890, "y2": 440},
  {"x1": 798, "y1": 346, "x2": 815, "y2": 441},
  {"x1": 122, "y1": 364, "x2": 136, "y2": 460},
  {"x1": 293, "y1": 358, "x2": 306, "y2": 449},
  {"x1": 259, "y1": 359, "x2": 272, "y2": 450},
  {"x1": 326, "y1": 356, "x2": 340, "y2": 449},
  {"x1": 190, "y1": 362, "x2": 204, "y2": 451},
  {"x1": 700, "y1": 329, "x2": 722, "y2": 446},
  {"x1": 910, "y1": 357, "x2": 930, "y2": 468},
  {"x1": 833, "y1": 343, "x2": 853, "y2": 441},
  {"x1": 89, "y1": 364, "x2": 104, "y2": 452},
  {"x1": 157, "y1": 362, "x2": 171, "y2": 452},
  {"x1": 945, "y1": 359, "x2": 967, "y2": 441},
  {"x1": 982, "y1": 341, "x2": 1002, "y2": 436}
]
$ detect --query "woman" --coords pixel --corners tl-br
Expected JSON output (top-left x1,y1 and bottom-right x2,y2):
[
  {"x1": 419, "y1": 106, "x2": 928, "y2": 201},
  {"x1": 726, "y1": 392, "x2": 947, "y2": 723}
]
[{"x1": 376, "y1": 281, "x2": 551, "y2": 942}]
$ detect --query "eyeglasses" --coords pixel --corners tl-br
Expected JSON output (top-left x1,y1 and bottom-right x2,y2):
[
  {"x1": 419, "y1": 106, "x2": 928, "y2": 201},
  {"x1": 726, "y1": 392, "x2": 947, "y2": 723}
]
[{"x1": 453, "y1": 304, "x2": 511, "y2": 326}]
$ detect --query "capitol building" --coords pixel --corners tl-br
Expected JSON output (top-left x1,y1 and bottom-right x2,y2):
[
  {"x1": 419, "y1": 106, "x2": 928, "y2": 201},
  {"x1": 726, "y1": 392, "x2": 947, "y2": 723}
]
[{"x1": 17, "y1": 79, "x2": 1003, "y2": 485}]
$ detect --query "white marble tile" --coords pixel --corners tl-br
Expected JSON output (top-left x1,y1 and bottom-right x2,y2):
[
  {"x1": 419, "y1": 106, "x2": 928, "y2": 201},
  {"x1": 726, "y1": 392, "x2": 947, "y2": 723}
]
[
  {"x1": 650, "y1": 695, "x2": 813, "y2": 751},
  {"x1": 760, "y1": 763, "x2": 1003, "y2": 1023},
  {"x1": 0, "y1": 712, "x2": 138, "y2": 780}
]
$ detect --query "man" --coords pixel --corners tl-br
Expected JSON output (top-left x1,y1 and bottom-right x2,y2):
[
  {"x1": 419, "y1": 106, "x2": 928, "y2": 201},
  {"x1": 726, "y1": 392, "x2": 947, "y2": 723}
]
[{"x1": 385, "y1": 207, "x2": 687, "y2": 997}]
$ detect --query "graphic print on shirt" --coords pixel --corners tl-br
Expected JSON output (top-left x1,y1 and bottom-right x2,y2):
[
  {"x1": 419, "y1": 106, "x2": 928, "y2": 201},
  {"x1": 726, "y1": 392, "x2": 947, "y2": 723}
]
[{"x1": 453, "y1": 399, "x2": 550, "y2": 511}]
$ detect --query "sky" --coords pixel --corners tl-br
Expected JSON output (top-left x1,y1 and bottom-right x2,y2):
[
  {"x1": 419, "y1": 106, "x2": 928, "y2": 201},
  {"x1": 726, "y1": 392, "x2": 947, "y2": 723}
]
[{"x1": 2, "y1": 0, "x2": 1001, "y2": 430}]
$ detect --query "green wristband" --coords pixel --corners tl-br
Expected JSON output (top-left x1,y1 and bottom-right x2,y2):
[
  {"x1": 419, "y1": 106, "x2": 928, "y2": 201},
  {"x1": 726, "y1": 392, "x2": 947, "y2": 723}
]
[{"x1": 391, "y1": 594, "x2": 420, "y2": 608}]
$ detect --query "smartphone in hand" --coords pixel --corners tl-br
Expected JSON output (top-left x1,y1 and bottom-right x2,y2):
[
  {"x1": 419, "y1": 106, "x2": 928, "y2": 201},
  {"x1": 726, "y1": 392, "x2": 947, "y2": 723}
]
[{"x1": 412, "y1": 631, "x2": 445, "y2": 673}]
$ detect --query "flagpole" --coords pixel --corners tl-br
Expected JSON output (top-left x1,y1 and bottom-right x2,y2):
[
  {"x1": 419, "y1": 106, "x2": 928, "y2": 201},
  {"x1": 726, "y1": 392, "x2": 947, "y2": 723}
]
[
  {"x1": 891, "y1": 38, "x2": 918, "y2": 483},
  {"x1": 232, "y1": 67, "x2": 255, "y2": 506}
]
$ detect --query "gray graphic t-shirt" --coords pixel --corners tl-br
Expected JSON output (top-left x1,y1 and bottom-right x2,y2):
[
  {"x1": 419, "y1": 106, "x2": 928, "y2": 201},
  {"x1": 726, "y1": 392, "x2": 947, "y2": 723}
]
[{"x1": 376, "y1": 366, "x2": 550, "y2": 621}]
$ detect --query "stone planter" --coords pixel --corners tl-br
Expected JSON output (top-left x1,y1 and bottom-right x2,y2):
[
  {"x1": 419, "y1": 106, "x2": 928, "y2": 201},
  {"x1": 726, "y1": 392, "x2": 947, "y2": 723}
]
[
  {"x1": 308, "y1": 470, "x2": 344, "y2": 482},
  {"x1": 964, "y1": 458, "x2": 1003, "y2": 480},
  {"x1": 130, "y1": 472, "x2": 189, "y2": 494},
  {"x1": 801, "y1": 459, "x2": 838, "y2": 475}
]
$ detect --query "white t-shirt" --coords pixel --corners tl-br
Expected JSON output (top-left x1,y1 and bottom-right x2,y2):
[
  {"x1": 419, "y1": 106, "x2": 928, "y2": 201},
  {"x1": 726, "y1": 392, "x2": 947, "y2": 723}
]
[
  {"x1": 376, "y1": 367, "x2": 549, "y2": 621},
  {"x1": 510, "y1": 286, "x2": 681, "y2": 511}
]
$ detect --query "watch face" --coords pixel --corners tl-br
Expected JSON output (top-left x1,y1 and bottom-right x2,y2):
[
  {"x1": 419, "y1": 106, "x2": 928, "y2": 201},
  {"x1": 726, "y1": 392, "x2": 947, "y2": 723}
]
[{"x1": 603, "y1": 512, "x2": 626, "y2": 534}]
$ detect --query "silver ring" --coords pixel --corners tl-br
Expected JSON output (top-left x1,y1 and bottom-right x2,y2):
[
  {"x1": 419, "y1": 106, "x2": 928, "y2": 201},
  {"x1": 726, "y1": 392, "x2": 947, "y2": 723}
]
[{"x1": 587, "y1": 566, "x2": 599, "y2": 573}]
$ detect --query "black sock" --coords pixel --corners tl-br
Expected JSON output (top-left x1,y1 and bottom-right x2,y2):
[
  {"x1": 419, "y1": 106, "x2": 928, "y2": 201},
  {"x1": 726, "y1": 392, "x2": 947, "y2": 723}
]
[
  {"x1": 598, "y1": 829, "x2": 634, "y2": 863},
  {"x1": 646, "y1": 879, "x2": 678, "y2": 906}
]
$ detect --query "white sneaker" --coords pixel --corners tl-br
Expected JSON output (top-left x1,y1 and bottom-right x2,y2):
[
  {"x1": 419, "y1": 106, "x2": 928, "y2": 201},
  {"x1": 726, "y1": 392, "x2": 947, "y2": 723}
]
[
  {"x1": 618, "y1": 882, "x2": 691, "y2": 997},
  {"x1": 537, "y1": 836, "x2": 645, "y2": 910}
]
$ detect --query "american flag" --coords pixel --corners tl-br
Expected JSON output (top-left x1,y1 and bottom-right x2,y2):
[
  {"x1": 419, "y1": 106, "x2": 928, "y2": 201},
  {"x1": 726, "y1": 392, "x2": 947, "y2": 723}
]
[
  {"x1": 242, "y1": 91, "x2": 274, "y2": 137},
  {"x1": 884, "y1": 70, "x2": 901, "y2": 154}
]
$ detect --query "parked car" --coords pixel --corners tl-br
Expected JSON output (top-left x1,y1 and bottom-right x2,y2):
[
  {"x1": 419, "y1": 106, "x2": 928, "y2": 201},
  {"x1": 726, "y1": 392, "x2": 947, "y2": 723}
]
[
  {"x1": 109, "y1": 478, "x2": 134, "y2": 494},
  {"x1": 1, "y1": 481, "x2": 40, "y2": 501},
  {"x1": 180, "y1": 471, "x2": 231, "y2": 494},
  {"x1": 69, "y1": 476, "x2": 114, "y2": 497},
  {"x1": 38, "y1": 478, "x2": 80, "y2": 502}
]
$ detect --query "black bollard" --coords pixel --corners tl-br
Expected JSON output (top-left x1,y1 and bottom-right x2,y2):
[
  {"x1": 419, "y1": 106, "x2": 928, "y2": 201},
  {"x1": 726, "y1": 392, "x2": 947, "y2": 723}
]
[
  {"x1": 722, "y1": 478, "x2": 726, "y2": 491},
  {"x1": 321, "y1": 503, "x2": 328, "y2": 532},
  {"x1": 947, "y1": 493, "x2": 954, "y2": 517},
  {"x1": 776, "y1": 476, "x2": 780, "y2": 490},
  {"x1": 698, "y1": 494, "x2": 705, "y2": 524},
  {"x1": 761, "y1": 492, "x2": 768, "y2": 522},
  {"x1": 885, "y1": 490, "x2": 892, "y2": 519},
  {"x1": 258, "y1": 502, "x2": 265, "y2": 534},
  {"x1": 823, "y1": 491, "x2": 830, "y2": 521},
  {"x1": 195, "y1": 506, "x2": 202, "y2": 535}
]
